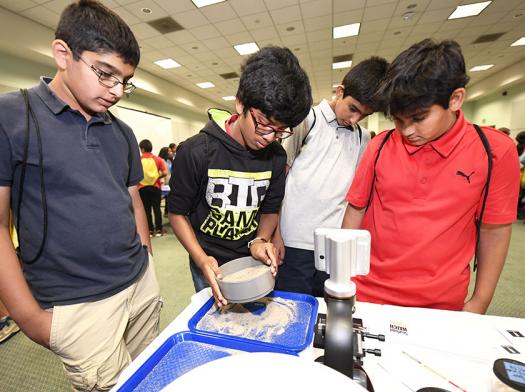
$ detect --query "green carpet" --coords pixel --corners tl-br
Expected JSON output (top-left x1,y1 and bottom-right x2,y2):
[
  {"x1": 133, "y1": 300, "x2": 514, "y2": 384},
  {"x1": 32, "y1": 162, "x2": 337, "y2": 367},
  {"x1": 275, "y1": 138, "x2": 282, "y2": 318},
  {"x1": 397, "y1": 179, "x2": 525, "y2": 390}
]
[{"x1": 0, "y1": 222, "x2": 523, "y2": 391}]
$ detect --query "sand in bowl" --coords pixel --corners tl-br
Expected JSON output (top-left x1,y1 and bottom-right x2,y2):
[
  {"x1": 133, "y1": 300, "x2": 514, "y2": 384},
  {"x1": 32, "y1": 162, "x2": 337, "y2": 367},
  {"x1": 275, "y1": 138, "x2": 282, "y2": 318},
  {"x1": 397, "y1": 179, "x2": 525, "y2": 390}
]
[{"x1": 221, "y1": 264, "x2": 269, "y2": 283}]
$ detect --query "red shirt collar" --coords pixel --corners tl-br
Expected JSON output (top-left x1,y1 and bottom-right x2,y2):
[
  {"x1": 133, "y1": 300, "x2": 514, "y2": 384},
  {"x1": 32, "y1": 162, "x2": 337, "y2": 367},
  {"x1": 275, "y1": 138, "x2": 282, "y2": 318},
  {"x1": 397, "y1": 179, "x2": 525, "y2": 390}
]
[{"x1": 403, "y1": 110, "x2": 466, "y2": 158}]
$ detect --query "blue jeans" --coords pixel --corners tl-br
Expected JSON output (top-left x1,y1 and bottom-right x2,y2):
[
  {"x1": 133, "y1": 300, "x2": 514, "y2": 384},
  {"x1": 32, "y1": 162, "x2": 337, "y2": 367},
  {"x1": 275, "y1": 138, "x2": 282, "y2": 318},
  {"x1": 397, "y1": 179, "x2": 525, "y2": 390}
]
[
  {"x1": 189, "y1": 257, "x2": 209, "y2": 293},
  {"x1": 275, "y1": 246, "x2": 329, "y2": 297}
]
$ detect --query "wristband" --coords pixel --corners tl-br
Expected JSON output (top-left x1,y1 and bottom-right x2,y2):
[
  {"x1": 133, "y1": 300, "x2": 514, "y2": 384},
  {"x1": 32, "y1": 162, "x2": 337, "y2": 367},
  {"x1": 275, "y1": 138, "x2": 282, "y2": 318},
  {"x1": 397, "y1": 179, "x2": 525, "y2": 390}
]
[{"x1": 247, "y1": 237, "x2": 267, "y2": 248}]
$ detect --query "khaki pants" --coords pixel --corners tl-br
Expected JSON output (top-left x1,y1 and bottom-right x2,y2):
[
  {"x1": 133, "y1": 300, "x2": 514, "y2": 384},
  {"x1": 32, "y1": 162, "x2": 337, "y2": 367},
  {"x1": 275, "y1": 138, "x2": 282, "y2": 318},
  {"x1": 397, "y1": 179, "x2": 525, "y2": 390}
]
[{"x1": 48, "y1": 257, "x2": 162, "y2": 391}]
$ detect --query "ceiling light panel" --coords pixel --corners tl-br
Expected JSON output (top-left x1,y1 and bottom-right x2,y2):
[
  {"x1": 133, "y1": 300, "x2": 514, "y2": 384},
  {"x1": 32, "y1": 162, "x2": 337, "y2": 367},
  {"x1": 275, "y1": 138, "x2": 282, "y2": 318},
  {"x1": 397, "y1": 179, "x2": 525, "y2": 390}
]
[
  {"x1": 469, "y1": 64, "x2": 494, "y2": 72},
  {"x1": 196, "y1": 82, "x2": 215, "y2": 88},
  {"x1": 332, "y1": 61, "x2": 352, "y2": 69},
  {"x1": 448, "y1": 1, "x2": 491, "y2": 20},
  {"x1": 154, "y1": 58, "x2": 181, "y2": 69},
  {"x1": 333, "y1": 23, "x2": 360, "y2": 39},
  {"x1": 222, "y1": 96, "x2": 236, "y2": 101},
  {"x1": 191, "y1": 0, "x2": 225, "y2": 8},
  {"x1": 511, "y1": 37, "x2": 525, "y2": 46},
  {"x1": 234, "y1": 42, "x2": 260, "y2": 55}
]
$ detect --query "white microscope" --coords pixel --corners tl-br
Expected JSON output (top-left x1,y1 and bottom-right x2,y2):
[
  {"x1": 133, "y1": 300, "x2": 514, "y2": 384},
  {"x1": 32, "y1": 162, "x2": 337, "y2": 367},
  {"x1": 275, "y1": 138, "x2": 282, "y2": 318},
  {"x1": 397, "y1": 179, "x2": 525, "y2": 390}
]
[{"x1": 313, "y1": 228, "x2": 385, "y2": 391}]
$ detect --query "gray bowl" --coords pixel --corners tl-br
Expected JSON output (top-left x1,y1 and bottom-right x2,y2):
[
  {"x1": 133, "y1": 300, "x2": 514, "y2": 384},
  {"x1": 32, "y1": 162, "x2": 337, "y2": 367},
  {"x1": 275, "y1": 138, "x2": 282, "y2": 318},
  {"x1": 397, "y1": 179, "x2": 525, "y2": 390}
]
[{"x1": 217, "y1": 256, "x2": 275, "y2": 303}]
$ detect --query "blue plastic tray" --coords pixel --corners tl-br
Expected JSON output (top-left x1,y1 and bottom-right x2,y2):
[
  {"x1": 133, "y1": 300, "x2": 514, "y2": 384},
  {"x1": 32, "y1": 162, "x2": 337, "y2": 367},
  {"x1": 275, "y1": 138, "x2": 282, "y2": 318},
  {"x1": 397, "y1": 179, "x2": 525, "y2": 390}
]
[
  {"x1": 117, "y1": 331, "x2": 297, "y2": 392},
  {"x1": 188, "y1": 290, "x2": 318, "y2": 352}
]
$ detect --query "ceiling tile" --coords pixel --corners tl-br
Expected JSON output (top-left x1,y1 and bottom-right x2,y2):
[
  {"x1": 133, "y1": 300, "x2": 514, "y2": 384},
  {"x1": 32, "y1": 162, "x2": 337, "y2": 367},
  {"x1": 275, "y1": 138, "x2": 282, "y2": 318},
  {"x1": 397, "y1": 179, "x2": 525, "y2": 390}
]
[
  {"x1": 281, "y1": 33, "x2": 308, "y2": 46},
  {"x1": 0, "y1": 0, "x2": 39, "y2": 12},
  {"x1": 165, "y1": 30, "x2": 198, "y2": 45},
  {"x1": 333, "y1": 0, "x2": 365, "y2": 13},
  {"x1": 333, "y1": 9, "x2": 363, "y2": 26},
  {"x1": 300, "y1": 0, "x2": 331, "y2": 18},
  {"x1": 418, "y1": 8, "x2": 454, "y2": 24},
  {"x1": 113, "y1": 6, "x2": 142, "y2": 25},
  {"x1": 189, "y1": 25, "x2": 221, "y2": 40},
  {"x1": 142, "y1": 35, "x2": 174, "y2": 49},
  {"x1": 225, "y1": 31, "x2": 254, "y2": 45},
  {"x1": 172, "y1": 9, "x2": 209, "y2": 29},
  {"x1": 203, "y1": 36, "x2": 232, "y2": 50},
  {"x1": 306, "y1": 28, "x2": 331, "y2": 43},
  {"x1": 21, "y1": 6, "x2": 59, "y2": 28},
  {"x1": 270, "y1": 5, "x2": 301, "y2": 24},
  {"x1": 303, "y1": 15, "x2": 331, "y2": 31},
  {"x1": 240, "y1": 11, "x2": 274, "y2": 29},
  {"x1": 227, "y1": 0, "x2": 268, "y2": 16},
  {"x1": 199, "y1": 2, "x2": 237, "y2": 23},
  {"x1": 360, "y1": 19, "x2": 390, "y2": 34},
  {"x1": 214, "y1": 18, "x2": 247, "y2": 35},
  {"x1": 131, "y1": 22, "x2": 162, "y2": 40},
  {"x1": 264, "y1": 0, "x2": 299, "y2": 10},
  {"x1": 153, "y1": 0, "x2": 197, "y2": 14},
  {"x1": 250, "y1": 26, "x2": 280, "y2": 41},
  {"x1": 124, "y1": 0, "x2": 169, "y2": 22},
  {"x1": 363, "y1": 3, "x2": 398, "y2": 22},
  {"x1": 276, "y1": 20, "x2": 305, "y2": 36}
]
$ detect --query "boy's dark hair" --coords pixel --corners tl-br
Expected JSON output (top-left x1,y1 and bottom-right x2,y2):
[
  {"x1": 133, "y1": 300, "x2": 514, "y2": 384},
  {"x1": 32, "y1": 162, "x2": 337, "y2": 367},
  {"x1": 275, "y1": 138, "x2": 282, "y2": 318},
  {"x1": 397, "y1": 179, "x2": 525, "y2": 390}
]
[
  {"x1": 158, "y1": 147, "x2": 170, "y2": 160},
  {"x1": 236, "y1": 46, "x2": 312, "y2": 128},
  {"x1": 377, "y1": 39, "x2": 469, "y2": 116},
  {"x1": 55, "y1": 0, "x2": 140, "y2": 67},
  {"x1": 139, "y1": 139, "x2": 153, "y2": 152},
  {"x1": 341, "y1": 56, "x2": 389, "y2": 112}
]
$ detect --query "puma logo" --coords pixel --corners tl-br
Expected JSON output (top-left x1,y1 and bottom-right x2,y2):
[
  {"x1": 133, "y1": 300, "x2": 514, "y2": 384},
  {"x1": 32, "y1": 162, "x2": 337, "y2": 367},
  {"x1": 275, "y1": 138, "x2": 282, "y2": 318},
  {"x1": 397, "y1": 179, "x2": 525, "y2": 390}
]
[{"x1": 456, "y1": 170, "x2": 475, "y2": 183}]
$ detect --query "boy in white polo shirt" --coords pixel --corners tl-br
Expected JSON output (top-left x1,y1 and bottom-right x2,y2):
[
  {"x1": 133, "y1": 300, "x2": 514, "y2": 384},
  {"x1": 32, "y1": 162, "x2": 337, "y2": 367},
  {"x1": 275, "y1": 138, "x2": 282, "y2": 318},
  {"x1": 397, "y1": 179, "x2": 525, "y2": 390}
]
[{"x1": 273, "y1": 57, "x2": 388, "y2": 296}]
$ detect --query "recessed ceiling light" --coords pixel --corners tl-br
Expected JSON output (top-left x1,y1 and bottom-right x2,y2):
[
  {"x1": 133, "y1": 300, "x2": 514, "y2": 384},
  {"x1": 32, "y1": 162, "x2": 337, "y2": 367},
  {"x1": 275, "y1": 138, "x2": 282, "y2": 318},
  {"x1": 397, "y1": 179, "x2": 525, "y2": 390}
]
[
  {"x1": 196, "y1": 82, "x2": 215, "y2": 89},
  {"x1": 191, "y1": 0, "x2": 225, "y2": 8},
  {"x1": 141, "y1": 8, "x2": 152, "y2": 14},
  {"x1": 332, "y1": 60, "x2": 352, "y2": 69},
  {"x1": 333, "y1": 23, "x2": 360, "y2": 39},
  {"x1": 154, "y1": 58, "x2": 181, "y2": 69},
  {"x1": 469, "y1": 64, "x2": 494, "y2": 72},
  {"x1": 222, "y1": 96, "x2": 236, "y2": 101},
  {"x1": 448, "y1": 1, "x2": 491, "y2": 20},
  {"x1": 511, "y1": 37, "x2": 525, "y2": 46},
  {"x1": 402, "y1": 11, "x2": 416, "y2": 20},
  {"x1": 234, "y1": 42, "x2": 260, "y2": 55}
]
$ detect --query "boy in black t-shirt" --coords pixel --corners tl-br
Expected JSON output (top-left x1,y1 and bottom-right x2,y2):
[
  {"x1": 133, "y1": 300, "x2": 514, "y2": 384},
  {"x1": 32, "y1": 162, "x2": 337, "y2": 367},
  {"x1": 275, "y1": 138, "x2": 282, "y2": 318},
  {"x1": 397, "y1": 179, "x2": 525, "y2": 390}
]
[{"x1": 168, "y1": 47, "x2": 312, "y2": 307}]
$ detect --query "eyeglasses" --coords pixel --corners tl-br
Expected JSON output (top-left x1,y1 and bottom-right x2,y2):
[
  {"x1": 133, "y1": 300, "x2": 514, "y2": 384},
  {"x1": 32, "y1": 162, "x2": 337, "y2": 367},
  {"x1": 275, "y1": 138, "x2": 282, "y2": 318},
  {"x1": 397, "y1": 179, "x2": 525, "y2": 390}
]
[
  {"x1": 76, "y1": 54, "x2": 136, "y2": 94},
  {"x1": 249, "y1": 108, "x2": 293, "y2": 140}
]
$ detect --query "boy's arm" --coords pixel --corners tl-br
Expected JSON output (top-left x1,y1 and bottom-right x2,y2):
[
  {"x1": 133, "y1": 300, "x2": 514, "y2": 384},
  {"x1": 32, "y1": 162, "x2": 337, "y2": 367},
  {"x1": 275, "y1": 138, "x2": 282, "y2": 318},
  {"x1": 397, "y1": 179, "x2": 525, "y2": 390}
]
[
  {"x1": 0, "y1": 186, "x2": 51, "y2": 347},
  {"x1": 463, "y1": 223, "x2": 512, "y2": 314},
  {"x1": 168, "y1": 213, "x2": 226, "y2": 306},
  {"x1": 250, "y1": 213, "x2": 279, "y2": 274},
  {"x1": 128, "y1": 185, "x2": 152, "y2": 254},
  {"x1": 341, "y1": 203, "x2": 366, "y2": 229}
]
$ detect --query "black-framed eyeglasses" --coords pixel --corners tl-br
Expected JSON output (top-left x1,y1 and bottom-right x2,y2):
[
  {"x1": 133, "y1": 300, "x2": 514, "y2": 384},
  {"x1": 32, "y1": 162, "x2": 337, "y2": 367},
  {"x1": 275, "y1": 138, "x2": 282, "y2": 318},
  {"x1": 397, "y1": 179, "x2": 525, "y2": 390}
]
[
  {"x1": 249, "y1": 108, "x2": 293, "y2": 140},
  {"x1": 76, "y1": 54, "x2": 136, "y2": 94}
]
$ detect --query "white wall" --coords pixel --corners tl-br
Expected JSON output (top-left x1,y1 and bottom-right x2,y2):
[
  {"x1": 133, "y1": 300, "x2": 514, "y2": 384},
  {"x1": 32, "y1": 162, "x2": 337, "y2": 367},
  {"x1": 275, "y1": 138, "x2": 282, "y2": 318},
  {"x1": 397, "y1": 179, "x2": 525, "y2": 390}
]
[{"x1": 468, "y1": 80, "x2": 525, "y2": 138}]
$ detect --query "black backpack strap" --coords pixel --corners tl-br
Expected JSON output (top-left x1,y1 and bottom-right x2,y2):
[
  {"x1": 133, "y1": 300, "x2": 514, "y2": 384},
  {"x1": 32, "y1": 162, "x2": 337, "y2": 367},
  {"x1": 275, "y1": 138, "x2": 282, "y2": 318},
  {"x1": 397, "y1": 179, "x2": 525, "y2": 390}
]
[
  {"x1": 300, "y1": 107, "x2": 317, "y2": 148},
  {"x1": 365, "y1": 128, "x2": 395, "y2": 210},
  {"x1": 356, "y1": 123, "x2": 362, "y2": 144},
  {"x1": 472, "y1": 124, "x2": 493, "y2": 271},
  {"x1": 16, "y1": 89, "x2": 48, "y2": 264},
  {"x1": 108, "y1": 111, "x2": 132, "y2": 185}
]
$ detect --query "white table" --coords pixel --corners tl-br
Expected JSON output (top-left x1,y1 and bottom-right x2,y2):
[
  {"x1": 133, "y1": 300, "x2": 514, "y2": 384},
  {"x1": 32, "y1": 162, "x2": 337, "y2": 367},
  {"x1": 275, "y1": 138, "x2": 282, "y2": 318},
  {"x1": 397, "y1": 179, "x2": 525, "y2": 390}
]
[{"x1": 112, "y1": 289, "x2": 525, "y2": 392}]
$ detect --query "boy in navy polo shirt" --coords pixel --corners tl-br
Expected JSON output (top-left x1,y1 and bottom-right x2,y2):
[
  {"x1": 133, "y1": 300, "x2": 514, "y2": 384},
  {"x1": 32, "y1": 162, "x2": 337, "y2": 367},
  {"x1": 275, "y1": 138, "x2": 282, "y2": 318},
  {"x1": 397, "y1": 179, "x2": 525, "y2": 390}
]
[
  {"x1": 343, "y1": 39, "x2": 520, "y2": 313},
  {"x1": 0, "y1": 1, "x2": 161, "y2": 390}
]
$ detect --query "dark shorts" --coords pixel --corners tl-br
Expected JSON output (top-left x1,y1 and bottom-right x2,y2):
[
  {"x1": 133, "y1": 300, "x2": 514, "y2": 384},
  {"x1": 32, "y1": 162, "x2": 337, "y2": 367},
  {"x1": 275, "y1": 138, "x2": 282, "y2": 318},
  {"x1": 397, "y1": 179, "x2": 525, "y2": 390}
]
[{"x1": 275, "y1": 246, "x2": 329, "y2": 297}]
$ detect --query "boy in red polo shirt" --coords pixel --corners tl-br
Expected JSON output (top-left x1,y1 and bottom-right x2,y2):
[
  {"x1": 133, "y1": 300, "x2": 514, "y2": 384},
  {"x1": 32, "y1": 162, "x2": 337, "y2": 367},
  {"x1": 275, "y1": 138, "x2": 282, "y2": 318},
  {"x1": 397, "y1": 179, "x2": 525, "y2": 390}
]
[{"x1": 342, "y1": 39, "x2": 520, "y2": 313}]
